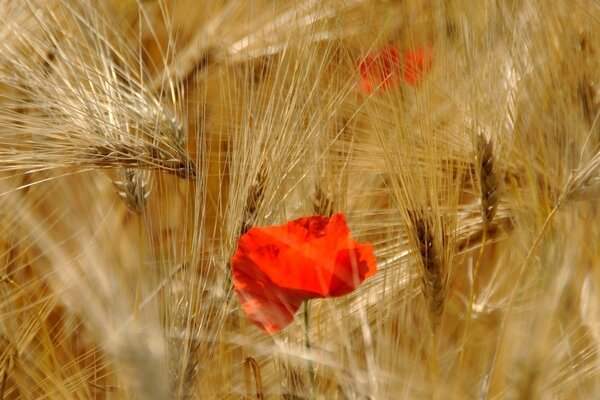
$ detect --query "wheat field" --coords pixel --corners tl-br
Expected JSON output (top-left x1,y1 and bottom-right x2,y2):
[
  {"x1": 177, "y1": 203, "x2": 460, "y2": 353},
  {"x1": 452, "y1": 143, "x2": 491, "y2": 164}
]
[{"x1": 0, "y1": 0, "x2": 599, "y2": 398}]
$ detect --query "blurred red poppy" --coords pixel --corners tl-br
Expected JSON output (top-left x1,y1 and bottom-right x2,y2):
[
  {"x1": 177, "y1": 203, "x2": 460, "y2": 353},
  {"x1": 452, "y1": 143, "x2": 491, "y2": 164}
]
[
  {"x1": 358, "y1": 45, "x2": 432, "y2": 93},
  {"x1": 403, "y1": 47, "x2": 433, "y2": 86},
  {"x1": 231, "y1": 213, "x2": 377, "y2": 333},
  {"x1": 358, "y1": 45, "x2": 401, "y2": 93}
]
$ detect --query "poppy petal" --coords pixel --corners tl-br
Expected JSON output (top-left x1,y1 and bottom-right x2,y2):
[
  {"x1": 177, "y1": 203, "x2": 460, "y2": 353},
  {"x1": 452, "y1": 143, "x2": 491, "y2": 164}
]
[
  {"x1": 403, "y1": 47, "x2": 433, "y2": 85},
  {"x1": 231, "y1": 213, "x2": 377, "y2": 333},
  {"x1": 232, "y1": 261, "x2": 303, "y2": 333},
  {"x1": 357, "y1": 46, "x2": 401, "y2": 93},
  {"x1": 237, "y1": 227, "x2": 326, "y2": 295},
  {"x1": 328, "y1": 242, "x2": 377, "y2": 296},
  {"x1": 357, "y1": 45, "x2": 432, "y2": 93},
  {"x1": 236, "y1": 214, "x2": 352, "y2": 295}
]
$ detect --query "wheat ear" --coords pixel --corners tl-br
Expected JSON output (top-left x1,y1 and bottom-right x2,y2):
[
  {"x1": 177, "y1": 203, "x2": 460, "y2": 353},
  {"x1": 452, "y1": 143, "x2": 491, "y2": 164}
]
[
  {"x1": 562, "y1": 149, "x2": 600, "y2": 203},
  {"x1": 313, "y1": 185, "x2": 334, "y2": 216},
  {"x1": 113, "y1": 169, "x2": 152, "y2": 214},
  {"x1": 244, "y1": 357, "x2": 265, "y2": 400},
  {"x1": 240, "y1": 170, "x2": 266, "y2": 236},
  {"x1": 411, "y1": 212, "x2": 447, "y2": 330},
  {"x1": 477, "y1": 135, "x2": 499, "y2": 227}
]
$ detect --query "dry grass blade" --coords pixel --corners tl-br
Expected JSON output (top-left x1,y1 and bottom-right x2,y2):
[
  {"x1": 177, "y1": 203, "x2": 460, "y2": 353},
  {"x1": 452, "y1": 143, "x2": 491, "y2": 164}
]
[
  {"x1": 153, "y1": 0, "x2": 394, "y2": 89},
  {"x1": 0, "y1": 338, "x2": 14, "y2": 400}
]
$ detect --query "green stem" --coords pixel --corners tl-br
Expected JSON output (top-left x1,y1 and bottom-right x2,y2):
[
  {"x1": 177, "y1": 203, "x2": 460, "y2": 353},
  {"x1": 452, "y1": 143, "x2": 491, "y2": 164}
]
[{"x1": 303, "y1": 301, "x2": 316, "y2": 399}]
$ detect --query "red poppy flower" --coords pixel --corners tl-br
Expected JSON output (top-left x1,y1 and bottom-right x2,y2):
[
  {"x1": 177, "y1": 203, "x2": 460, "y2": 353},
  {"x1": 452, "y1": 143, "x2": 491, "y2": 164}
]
[
  {"x1": 231, "y1": 213, "x2": 377, "y2": 333},
  {"x1": 357, "y1": 45, "x2": 432, "y2": 93},
  {"x1": 403, "y1": 47, "x2": 433, "y2": 86},
  {"x1": 358, "y1": 45, "x2": 401, "y2": 93}
]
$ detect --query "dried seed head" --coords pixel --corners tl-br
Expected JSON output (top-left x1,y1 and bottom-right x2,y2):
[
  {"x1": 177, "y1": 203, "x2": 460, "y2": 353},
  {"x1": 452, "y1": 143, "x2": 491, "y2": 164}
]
[
  {"x1": 0, "y1": 0, "x2": 195, "y2": 179},
  {"x1": 410, "y1": 211, "x2": 447, "y2": 329},
  {"x1": 244, "y1": 357, "x2": 265, "y2": 400},
  {"x1": 562, "y1": 151, "x2": 600, "y2": 203},
  {"x1": 477, "y1": 135, "x2": 499, "y2": 227},
  {"x1": 313, "y1": 186, "x2": 334, "y2": 217},
  {"x1": 114, "y1": 169, "x2": 152, "y2": 214},
  {"x1": 240, "y1": 170, "x2": 266, "y2": 235}
]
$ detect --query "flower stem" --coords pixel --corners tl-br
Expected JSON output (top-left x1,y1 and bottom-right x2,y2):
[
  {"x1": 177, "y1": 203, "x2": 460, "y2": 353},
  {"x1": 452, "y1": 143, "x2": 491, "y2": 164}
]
[{"x1": 303, "y1": 301, "x2": 316, "y2": 399}]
